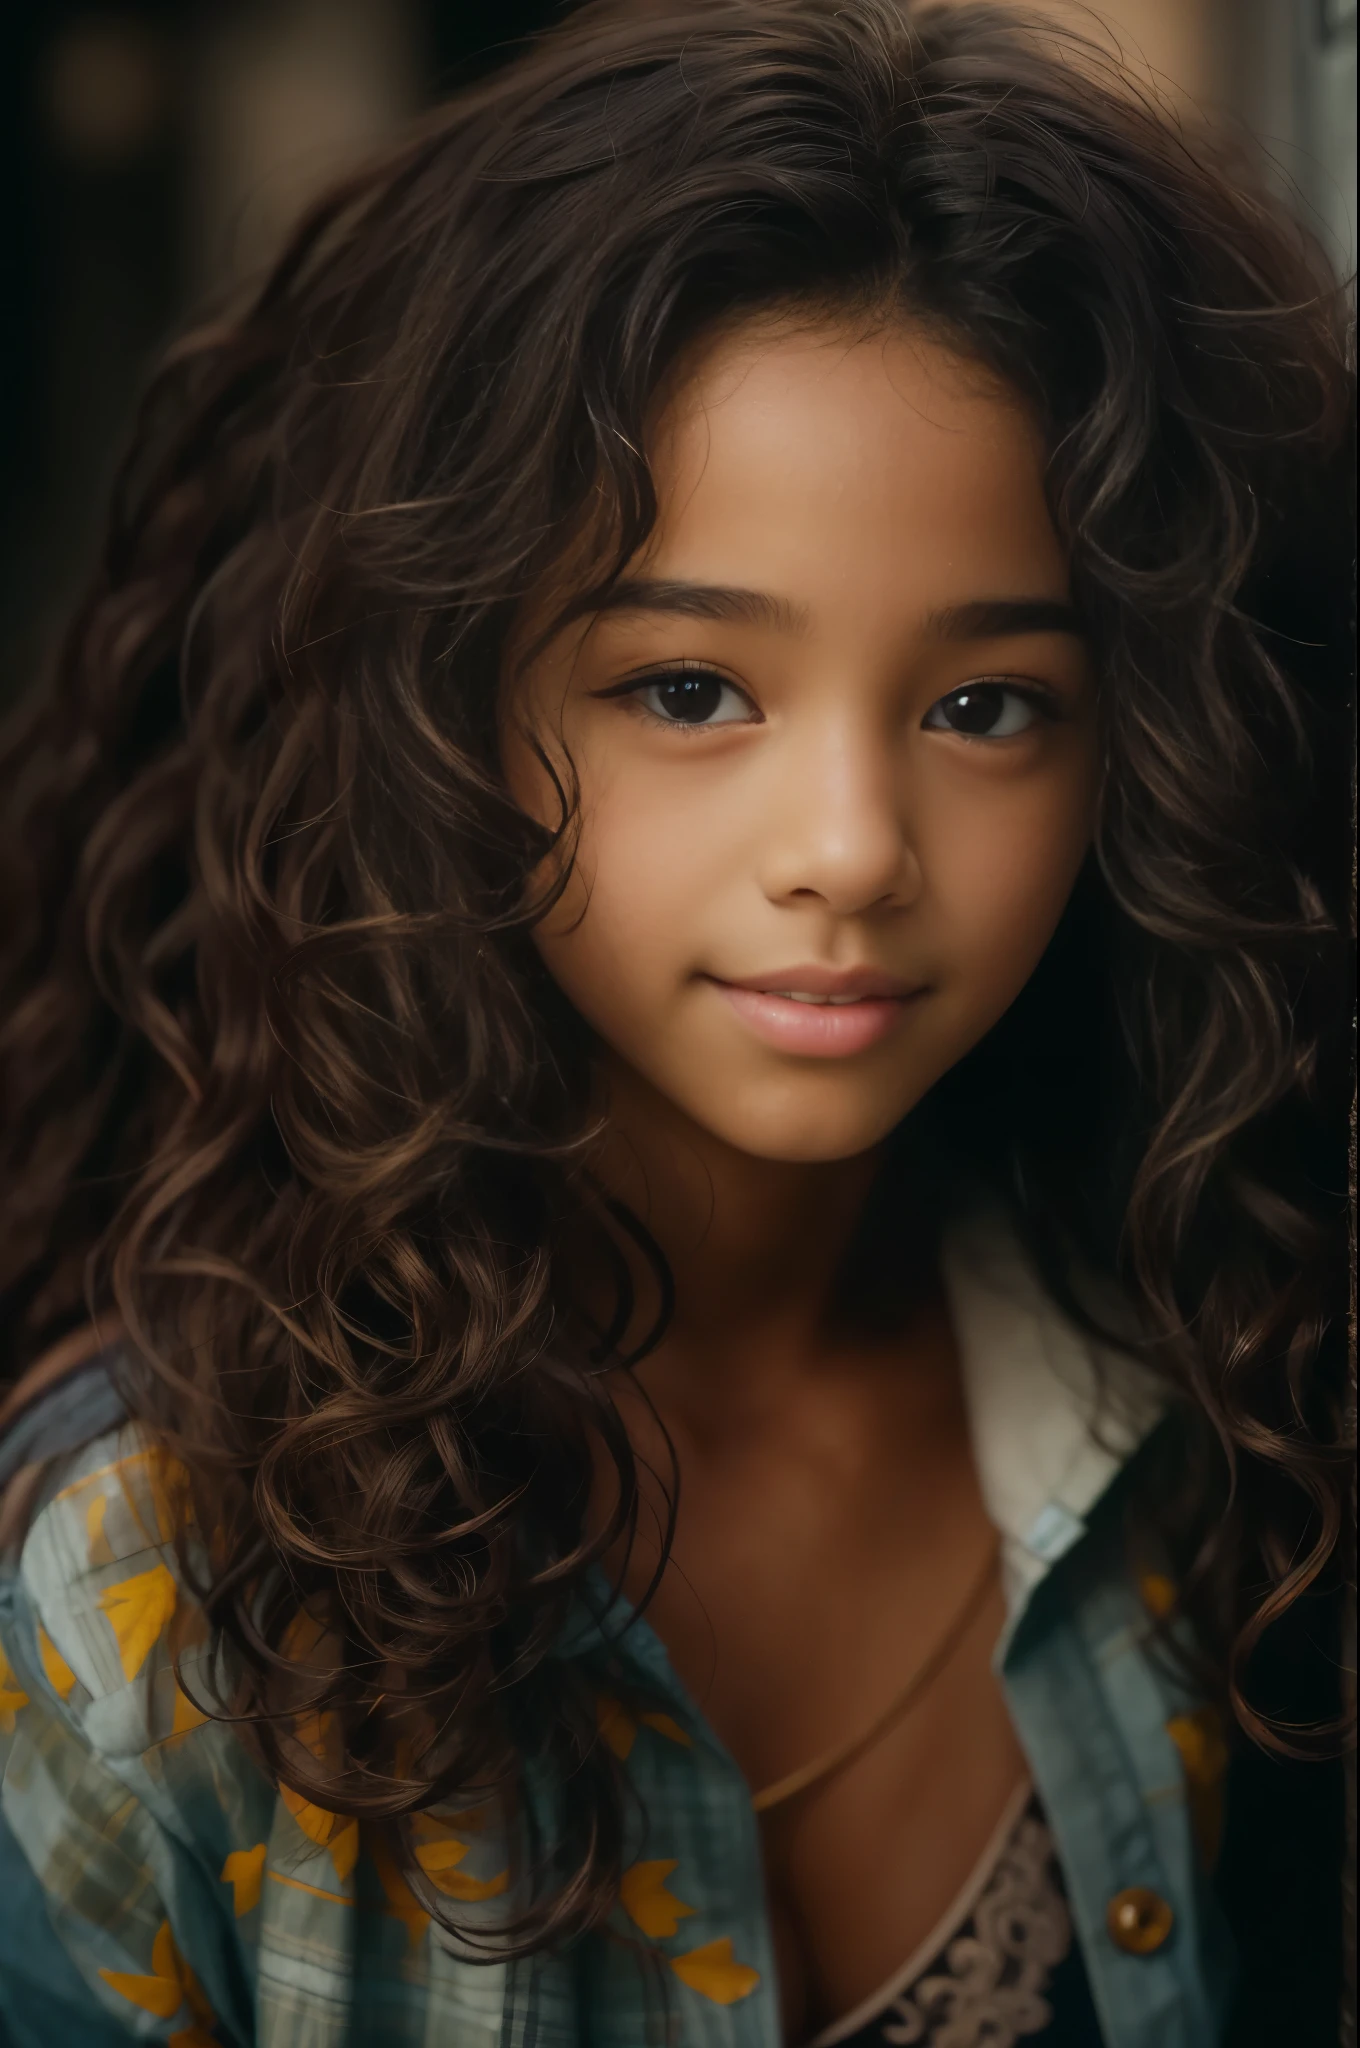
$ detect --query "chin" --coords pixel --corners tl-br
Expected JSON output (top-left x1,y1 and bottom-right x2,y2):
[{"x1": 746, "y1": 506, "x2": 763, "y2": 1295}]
[{"x1": 699, "y1": 1090, "x2": 916, "y2": 1165}]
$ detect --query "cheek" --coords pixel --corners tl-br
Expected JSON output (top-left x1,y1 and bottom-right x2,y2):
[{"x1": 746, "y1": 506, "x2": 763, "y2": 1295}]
[
  {"x1": 530, "y1": 771, "x2": 715, "y2": 1026},
  {"x1": 500, "y1": 696, "x2": 717, "y2": 1047},
  {"x1": 926, "y1": 763, "x2": 1095, "y2": 1008}
]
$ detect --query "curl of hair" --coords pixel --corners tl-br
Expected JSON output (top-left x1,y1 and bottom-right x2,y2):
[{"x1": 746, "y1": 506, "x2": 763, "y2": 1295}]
[{"x1": 0, "y1": 0, "x2": 1352, "y2": 1950}]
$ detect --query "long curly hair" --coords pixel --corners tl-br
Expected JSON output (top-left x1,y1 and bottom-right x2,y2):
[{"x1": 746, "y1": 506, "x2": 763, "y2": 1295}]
[{"x1": 0, "y1": 0, "x2": 1352, "y2": 1953}]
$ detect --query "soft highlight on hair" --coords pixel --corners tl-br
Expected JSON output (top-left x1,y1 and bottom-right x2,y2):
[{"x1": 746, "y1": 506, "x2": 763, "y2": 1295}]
[{"x1": 0, "y1": 0, "x2": 1352, "y2": 1952}]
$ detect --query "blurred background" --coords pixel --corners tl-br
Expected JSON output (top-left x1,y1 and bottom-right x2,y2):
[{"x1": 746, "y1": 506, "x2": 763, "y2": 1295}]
[{"x1": 0, "y1": 0, "x2": 1353, "y2": 692}]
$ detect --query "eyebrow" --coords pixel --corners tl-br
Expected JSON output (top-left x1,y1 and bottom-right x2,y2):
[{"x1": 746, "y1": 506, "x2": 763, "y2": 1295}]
[
  {"x1": 580, "y1": 581, "x2": 1083, "y2": 643},
  {"x1": 587, "y1": 578, "x2": 808, "y2": 633},
  {"x1": 924, "y1": 597, "x2": 1084, "y2": 641}
]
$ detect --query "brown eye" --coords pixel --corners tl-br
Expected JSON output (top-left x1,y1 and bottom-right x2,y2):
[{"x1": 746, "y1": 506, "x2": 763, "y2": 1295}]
[
  {"x1": 637, "y1": 669, "x2": 752, "y2": 726},
  {"x1": 923, "y1": 683, "x2": 1042, "y2": 738}
]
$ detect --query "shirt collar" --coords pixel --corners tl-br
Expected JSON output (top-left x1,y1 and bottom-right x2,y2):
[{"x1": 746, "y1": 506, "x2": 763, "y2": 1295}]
[
  {"x1": 940, "y1": 1206, "x2": 1165, "y2": 1642},
  {"x1": 565, "y1": 1205, "x2": 1166, "y2": 1673}
]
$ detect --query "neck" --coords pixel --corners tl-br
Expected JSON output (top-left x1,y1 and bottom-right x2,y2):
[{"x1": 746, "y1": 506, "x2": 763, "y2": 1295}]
[{"x1": 582, "y1": 1054, "x2": 901, "y2": 1402}]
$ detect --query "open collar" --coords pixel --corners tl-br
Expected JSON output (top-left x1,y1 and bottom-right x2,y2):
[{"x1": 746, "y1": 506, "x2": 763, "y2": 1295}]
[
  {"x1": 940, "y1": 1207, "x2": 1166, "y2": 1649},
  {"x1": 566, "y1": 1205, "x2": 1167, "y2": 1674}
]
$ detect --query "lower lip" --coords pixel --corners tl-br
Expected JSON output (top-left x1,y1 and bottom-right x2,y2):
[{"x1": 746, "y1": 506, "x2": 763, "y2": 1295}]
[{"x1": 711, "y1": 981, "x2": 921, "y2": 1058}]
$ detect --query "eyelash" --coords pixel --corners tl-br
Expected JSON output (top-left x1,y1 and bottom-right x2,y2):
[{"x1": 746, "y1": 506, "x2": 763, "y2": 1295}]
[
  {"x1": 593, "y1": 662, "x2": 758, "y2": 733},
  {"x1": 920, "y1": 678, "x2": 1063, "y2": 740},
  {"x1": 596, "y1": 664, "x2": 1064, "y2": 737}
]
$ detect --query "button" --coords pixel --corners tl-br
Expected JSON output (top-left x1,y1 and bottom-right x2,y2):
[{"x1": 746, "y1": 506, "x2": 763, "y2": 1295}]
[{"x1": 1107, "y1": 1887, "x2": 1174, "y2": 1955}]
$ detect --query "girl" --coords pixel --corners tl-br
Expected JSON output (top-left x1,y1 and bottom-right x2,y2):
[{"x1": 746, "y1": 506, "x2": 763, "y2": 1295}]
[{"x1": 0, "y1": 4, "x2": 1351, "y2": 2045}]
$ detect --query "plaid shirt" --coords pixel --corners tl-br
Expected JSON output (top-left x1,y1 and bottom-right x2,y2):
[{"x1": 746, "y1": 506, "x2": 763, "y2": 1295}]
[{"x1": 0, "y1": 1214, "x2": 1235, "y2": 2048}]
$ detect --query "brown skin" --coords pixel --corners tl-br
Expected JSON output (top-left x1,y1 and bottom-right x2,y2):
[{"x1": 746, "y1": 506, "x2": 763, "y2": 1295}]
[{"x1": 502, "y1": 319, "x2": 1099, "y2": 2039}]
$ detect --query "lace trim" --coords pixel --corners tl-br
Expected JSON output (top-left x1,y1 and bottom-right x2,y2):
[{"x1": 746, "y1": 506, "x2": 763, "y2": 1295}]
[{"x1": 808, "y1": 1784, "x2": 1073, "y2": 2048}]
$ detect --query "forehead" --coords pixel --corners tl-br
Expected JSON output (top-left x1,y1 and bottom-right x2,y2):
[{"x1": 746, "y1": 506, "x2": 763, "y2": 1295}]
[{"x1": 642, "y1": 317, "x2": 1066, "y2": 600}]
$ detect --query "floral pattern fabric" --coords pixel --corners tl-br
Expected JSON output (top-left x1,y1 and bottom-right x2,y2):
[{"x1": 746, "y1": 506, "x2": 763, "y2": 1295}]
[
  {"x1": 0, "y1": 1210, "x2": 1239, "y2": 2048},
  {"x1": 0, "y1": 1417, "x2": 779, "y2": 2048}
]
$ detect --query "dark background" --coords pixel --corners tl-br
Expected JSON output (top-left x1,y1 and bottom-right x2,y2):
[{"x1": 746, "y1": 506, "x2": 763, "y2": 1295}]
[
  {"x1": 0, "y1": 1, "x2": 1353, "y2": 706},
  {"x1": 0, "y1": 0, "x2": 572, "y2": 698}
]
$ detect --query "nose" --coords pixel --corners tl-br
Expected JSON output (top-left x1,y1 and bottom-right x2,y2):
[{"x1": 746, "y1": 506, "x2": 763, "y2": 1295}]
[{"x1": 756, "y1": 713, "x2": 919, "y2": 915}]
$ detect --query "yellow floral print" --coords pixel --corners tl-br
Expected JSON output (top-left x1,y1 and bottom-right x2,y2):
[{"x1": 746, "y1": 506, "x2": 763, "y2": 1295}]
[
  {"x1": 86, "y1": 1490, "x2": 113, "y2": 1565},
  {"x1": 0, "y1": 1646, "x2": 28, "y2": 1733},
  {"x1": 170, "y1": 1679, "x2": 208, "y2": 1738},
  {"x1": 143, "y1": 1446, "x2": 193, "y2": 1544},
  {"x1": 279, "y1": 1783, "x2": 360, "y2": 1881},
  {"x1": 99, "y1": 1917, "x2": 217, "y2": 2047},
  {"x1": 597, "y1": 1691, "x2": 637, "y2": 1759},
  {"x1": 328, "y1": 1819, "x2": 360, "y2": 1882},
  {"x1": 619, "y1": 1858, "x2": 696, "y2": 1938},
  {"x1": 281, "y1": 1608, "x2": 329, "y2": 1663},
  {"x1": 366, "y1": 1828, "x2": 430, "y2": 1950},
  {"x1": 597, "y1": 1691, "x2": 693, "y2": 1759},
  {"x1": 98, "y1": 1562, "x2": 178, "y2": 1681},
  {"x1": 103, "y1": 1444, "x2": 191, "y2": 1549},
  {"x1": 37, "y1": 1627, "x2": 78, "y2": 1702},
  {"x1": 670, "y1": 1935, "x2": 761, "y2": 2004},
  {"x1": 273, "y1": 1710, "x2": 360, "y2": 1879},
  {"x1": 1139, "y1": 1572, "x2": 1177, "y2": 1620},
  {"x1": 412, "y1": 1817, "x2": 509, "y2": 1903},
  {"x1": 640, "y1": 1709, "x2": 692, "y2": 1746},
  {"x1": 222, "y1": 1844, "x2": 268, "y2": 1917}
]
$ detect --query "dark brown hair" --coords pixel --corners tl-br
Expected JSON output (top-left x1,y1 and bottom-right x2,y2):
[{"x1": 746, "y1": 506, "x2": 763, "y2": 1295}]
[{"x1": 0, "y1": 0, "x2": 1352, "y2": 1952}]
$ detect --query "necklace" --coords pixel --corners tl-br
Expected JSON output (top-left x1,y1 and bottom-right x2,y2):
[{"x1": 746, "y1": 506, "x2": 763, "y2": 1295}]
[{"x1": 750, "y1": 1543, "x2": 1001, "y2": 1816}]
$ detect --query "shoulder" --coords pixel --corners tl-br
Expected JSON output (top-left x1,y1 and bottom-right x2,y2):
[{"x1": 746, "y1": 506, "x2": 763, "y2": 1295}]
[
  {"x1": 4, "y1": 1418, "x2": 218, "y2": 1759},
  {"x1": 1, "y1": 1408, "x2": 518, "y2": 1967}
]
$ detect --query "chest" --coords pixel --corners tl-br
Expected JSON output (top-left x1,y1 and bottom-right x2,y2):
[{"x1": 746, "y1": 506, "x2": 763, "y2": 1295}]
[{"x1": 605, "y1": 1384, "x2": 1030, "y2": 2041}]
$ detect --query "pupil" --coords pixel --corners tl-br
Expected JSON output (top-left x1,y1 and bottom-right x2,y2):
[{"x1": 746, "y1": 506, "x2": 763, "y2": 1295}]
[
  {"x1": 948, "y1": 686, "x2": 1001, "y2": 733},
  {"x1": 659, "y1": 674, "x2": 722, "y2": 722}
]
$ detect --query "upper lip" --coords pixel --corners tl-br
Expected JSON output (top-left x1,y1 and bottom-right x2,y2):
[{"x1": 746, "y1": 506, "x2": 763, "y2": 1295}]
[{"x1": 712, "y1": 965, "x2": 922, "y2": 1000}]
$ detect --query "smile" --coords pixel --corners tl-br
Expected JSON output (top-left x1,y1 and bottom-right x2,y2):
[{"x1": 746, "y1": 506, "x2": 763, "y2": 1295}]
[{"x1": 706, "y1": 968, "x2": 926, "y2": 1058}]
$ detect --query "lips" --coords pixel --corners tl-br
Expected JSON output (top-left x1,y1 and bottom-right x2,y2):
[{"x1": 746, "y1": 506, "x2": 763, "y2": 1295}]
[
  {"x1": 718, "y1": 964, "x2": 918, "y2": 1002},
  {"x1": 706, "y1": 966, "x2": 925, "y2": 1058}
]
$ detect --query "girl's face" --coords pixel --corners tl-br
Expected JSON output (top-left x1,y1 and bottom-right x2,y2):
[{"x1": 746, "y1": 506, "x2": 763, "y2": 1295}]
[{"x1": 502, "y1": 318, "x2": 1098, "y2": 1164}]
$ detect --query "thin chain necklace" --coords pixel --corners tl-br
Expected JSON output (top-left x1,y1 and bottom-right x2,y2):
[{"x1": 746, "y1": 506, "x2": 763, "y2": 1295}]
[{"x1": 750, "y1": 1543, "x2": 1000, "y2": 1816}]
